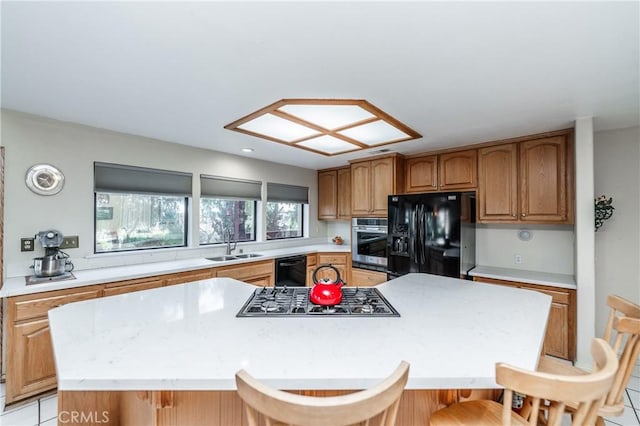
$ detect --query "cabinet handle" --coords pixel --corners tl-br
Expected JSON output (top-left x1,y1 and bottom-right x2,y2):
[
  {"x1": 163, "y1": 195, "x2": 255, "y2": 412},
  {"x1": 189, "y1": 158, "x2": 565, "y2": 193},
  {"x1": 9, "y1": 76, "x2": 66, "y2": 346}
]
[
  {"x1": 432, "y1": 183, "x2": 437, "y2": 187},
  {"x1": 521, "y1": 213, "x2": 526, "y2": 217},
  {"x1": 512, "y1": 214, "x2": 516, "y2": 218}
]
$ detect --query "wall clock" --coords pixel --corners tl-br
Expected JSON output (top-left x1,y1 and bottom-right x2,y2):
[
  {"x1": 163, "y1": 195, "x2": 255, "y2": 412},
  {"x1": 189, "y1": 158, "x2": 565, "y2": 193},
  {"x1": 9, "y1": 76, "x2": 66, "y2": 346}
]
[{"x1": 25, "y1": 163, "x2": 65, "y2": 195}]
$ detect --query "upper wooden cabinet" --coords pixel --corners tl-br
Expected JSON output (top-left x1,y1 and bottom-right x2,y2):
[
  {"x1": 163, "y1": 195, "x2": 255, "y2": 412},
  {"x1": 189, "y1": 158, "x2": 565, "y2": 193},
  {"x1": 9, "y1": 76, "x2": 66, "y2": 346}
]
[
  {"x1": 405, "y1": 155, "x2": 438, "y2": 193},
  {"x1": 318, "y1": 169, "x2": 337, "y2": 219},
  {"x1": 520, "y1": 136, "x2": 572, "y2": 223},
  {"x1": 317, "y1": 167, "x2": 351, "y2": 221},
  {"x1": 404, "y1": 150, "x2": 477, "y2": 193},
  {"x1": 478, "y1": 143, "x2": 519, "y2": 221},
  {"x1": 478, "y1": 133, "x2": 573, "y2": 224},
  {"x1": 438, "y1": 150, "x2": 477, "y2": 191},
  {"x1": 351, "y1": 155, "x2": 404, "y2": 217}
]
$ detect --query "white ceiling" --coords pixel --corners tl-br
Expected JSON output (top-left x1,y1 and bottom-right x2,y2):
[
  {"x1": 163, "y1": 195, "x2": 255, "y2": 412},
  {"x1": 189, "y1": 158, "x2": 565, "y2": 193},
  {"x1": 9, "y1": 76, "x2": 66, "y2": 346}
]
[{"x1": 2, "y1": 1, "x2": 638, "y2": 170}]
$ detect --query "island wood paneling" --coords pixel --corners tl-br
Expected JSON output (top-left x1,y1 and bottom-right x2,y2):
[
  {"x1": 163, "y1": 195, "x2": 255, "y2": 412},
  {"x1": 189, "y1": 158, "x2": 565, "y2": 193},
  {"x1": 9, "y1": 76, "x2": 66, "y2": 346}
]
[{"x1": 58, "y1": 388, "x2": 500, "y2": 426}]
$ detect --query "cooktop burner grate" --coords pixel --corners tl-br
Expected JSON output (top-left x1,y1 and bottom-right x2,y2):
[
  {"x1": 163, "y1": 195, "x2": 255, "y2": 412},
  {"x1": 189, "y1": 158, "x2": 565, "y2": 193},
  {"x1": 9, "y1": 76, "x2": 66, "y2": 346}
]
[{"x1": 237, "y1": 287, "x2": 400, "y2": 317}]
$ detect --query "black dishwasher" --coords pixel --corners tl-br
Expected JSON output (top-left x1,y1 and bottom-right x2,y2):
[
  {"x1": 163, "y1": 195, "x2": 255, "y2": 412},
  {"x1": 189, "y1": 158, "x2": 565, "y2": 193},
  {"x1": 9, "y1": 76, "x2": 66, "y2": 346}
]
[{"x1": 275, "y1": 255, "x2": 307, "y2": 287}]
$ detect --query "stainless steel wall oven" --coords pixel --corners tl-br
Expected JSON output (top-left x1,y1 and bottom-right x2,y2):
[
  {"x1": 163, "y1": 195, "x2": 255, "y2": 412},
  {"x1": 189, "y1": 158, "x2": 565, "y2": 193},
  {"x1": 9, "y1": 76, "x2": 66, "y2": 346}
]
[{"x1": 351, "y1": 218, "x2": 388, "y2": 271}]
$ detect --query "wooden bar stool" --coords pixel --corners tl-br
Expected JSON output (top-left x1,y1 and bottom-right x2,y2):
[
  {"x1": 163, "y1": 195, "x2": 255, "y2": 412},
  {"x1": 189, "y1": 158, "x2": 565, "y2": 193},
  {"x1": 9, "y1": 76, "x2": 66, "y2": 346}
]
[
  {"x1": 235, "y1": 361, "x2": 409, "y2": 426},
  {"x1": 536, "y1": 295, "x2": 640, "y2": 425},
  {"x1": 429, "y1": 338, "x2": 618, "y2": 426}
]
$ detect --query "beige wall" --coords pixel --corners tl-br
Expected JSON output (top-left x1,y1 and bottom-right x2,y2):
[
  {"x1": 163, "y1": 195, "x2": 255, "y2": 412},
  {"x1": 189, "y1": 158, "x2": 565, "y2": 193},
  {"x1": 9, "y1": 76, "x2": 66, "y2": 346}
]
[
  {"x1": 1, "y1": 109, "x2": 326, "y2": 277},
  {"x1": 594, "y1": 126, "x2": 640, "y2": 334},
  {"x1": 476, "y1": 225, "x2": 574, "y2": 274}
]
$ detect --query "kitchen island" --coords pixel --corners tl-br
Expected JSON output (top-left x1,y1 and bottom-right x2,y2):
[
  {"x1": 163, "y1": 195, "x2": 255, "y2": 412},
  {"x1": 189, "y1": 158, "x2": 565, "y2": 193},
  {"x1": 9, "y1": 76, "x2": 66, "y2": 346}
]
[{"x1": 49, "y1": 273, "x2": 551, "y2": 425}]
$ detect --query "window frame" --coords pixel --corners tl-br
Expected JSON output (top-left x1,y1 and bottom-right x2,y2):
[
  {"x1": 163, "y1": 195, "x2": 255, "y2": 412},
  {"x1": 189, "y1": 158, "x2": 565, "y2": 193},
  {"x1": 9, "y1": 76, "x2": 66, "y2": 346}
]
[
  {"x1": 265, "y1": 201, "x2": 305, "y2": 241},
  {"x1": 93, "y1": 192, "x2": 189, "y2": 254},
  {"x1": 198, "y1": 197, "x2": 258, "y2": 245}
]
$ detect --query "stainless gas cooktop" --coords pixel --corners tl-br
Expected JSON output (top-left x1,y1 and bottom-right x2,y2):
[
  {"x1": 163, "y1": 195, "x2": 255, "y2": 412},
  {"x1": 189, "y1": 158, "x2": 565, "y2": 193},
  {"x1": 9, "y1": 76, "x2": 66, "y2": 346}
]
[{"x1": 237, "y1": 287, "x2": 400, "y2": 317}]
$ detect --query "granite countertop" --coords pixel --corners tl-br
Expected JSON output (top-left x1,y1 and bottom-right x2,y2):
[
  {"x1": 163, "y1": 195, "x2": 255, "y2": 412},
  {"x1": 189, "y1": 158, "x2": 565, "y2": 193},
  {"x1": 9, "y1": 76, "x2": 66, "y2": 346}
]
[
  {"x1": 48, "y1": 273, "x2": 551, "y2": 391},
  {"x1": 0, "y1": 244, "x2": 350, "y2": 298},
  {"x1": 469, "y1": 265, "x2": 576, "y2": 290}
]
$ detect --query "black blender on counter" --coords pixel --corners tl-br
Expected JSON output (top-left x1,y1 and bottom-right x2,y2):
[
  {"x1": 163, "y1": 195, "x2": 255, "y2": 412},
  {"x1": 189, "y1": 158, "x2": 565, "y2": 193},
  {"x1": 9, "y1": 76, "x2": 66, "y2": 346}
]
[{"x1": 27, "y1": 230, "x2": 75, "y2": 284}]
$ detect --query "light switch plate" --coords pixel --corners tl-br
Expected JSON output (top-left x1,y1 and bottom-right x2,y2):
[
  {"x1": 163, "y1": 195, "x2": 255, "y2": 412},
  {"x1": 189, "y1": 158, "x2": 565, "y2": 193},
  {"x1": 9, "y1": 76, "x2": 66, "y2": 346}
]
[{"x1": 61, "y1": 236, "x2": 79, "y2": 249}]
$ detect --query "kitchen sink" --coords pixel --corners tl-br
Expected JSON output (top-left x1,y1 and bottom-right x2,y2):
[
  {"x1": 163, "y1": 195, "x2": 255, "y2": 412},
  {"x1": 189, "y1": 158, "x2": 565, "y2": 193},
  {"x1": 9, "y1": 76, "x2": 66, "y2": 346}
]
[
  {"x1": 235, "y1": 253, "x2": 263, "y2": 258},
  {"x1": 206, "y1": 255, "x2": 239, "y2": 262}
]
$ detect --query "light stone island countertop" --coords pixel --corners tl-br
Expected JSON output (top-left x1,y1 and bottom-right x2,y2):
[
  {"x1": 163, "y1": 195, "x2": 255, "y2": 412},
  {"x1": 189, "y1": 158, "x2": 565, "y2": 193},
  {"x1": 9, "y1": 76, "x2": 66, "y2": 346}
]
[
  {"x1": 469, "y1": 265, "x2": 576, "y2": 290},
  {"x1": 0, "y1": 244, "x2": 350, "y2": 298},
  {"x1": 48, "y1": 273, "x2": 551, "y2": 391}
]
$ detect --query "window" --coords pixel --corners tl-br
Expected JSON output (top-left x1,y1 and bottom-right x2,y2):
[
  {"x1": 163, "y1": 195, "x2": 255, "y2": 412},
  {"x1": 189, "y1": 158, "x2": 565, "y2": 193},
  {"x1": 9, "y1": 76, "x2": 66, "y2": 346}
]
[
  {"x1": 199, "y1": 175, "x2": 261, "y2": 245},
  {"x1": 266, "y1": 202, "x2": 303, "y2": 240},
  {"x1": 200, "y1": 199, "x2": 256, "y2": 244},
  {"x1": 266, "y1": 182, "x2": 308, "y2": 240},
  {"x1": 95, "y1": 193, "x2": 187, "y2": 252},
  {"x1": 94, "y1": 162, "x2": 192, "y2": 253}
]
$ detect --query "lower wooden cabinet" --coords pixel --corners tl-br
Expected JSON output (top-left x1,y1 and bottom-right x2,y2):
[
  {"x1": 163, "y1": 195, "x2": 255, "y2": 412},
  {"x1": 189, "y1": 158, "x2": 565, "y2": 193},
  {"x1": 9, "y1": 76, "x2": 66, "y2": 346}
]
[
  {"x1": 164, "y1": 270, "x2": 213, "y2": 287},
  {"x1": 7, "y1": 318, "x2": 56, "y2": 403},
  {"x1": 103, "y1": 277, "x2": 165, "y2": 297},
  {"x1": 351, "y1": 268, "x2": 387, "y2": 286},
  {"x1": 306, "y1": 254, "x2": 318, "y2": 286},
  {"x1": 5, "y1": 285, "x2": 103, "y2": 404},
  {"x1": 316, "y1": 253, "x2": 350, "y2": 285},
  {"x1": 214, "y1": 260, "x2": 274, "y2": 286},
  {"x1": 473, "y1": 277, "x2": 576, "y2": 361}
]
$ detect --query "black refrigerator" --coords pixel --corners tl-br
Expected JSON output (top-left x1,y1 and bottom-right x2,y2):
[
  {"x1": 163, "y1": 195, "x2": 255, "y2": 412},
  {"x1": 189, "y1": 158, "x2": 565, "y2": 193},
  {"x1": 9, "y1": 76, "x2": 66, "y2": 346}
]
[{"x1": 387, "y1": 192, "x2": 476, "y2": 280}]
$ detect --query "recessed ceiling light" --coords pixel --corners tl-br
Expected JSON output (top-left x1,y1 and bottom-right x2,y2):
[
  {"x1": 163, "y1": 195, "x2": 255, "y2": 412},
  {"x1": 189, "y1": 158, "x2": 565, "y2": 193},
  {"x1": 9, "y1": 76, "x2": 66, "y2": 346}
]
[
  {"x1": 241, "y1": 148, "x2": 254, "y2": 153},
  {"x1": 225, "y1": 99, "x2": 421, "y2": 156}
]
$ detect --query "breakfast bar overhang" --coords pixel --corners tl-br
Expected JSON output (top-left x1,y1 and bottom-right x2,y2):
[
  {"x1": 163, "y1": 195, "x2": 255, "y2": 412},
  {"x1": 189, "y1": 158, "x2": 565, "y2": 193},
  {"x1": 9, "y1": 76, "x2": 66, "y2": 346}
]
[{"x1": 49, "y1": 273, "x2": 552, "y2": 425}]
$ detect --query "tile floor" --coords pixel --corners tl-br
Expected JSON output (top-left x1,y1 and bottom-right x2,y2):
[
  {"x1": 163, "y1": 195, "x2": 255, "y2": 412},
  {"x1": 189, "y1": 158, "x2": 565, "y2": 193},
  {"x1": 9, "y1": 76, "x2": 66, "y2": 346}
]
[{"x1": 0, "y1": 363, "x2": 638, "y2": 425}]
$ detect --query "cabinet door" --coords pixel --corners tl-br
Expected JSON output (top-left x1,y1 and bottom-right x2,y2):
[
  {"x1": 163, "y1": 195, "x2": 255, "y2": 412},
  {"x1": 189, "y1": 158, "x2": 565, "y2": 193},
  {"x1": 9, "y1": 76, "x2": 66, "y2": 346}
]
[
  {"x1": 478, "y1": 144, "x2": 518, "y2": 222},
  {"x1": 318, "y1": 170, "x2": 337, "y2": 220},
  {"x1": 438, "y1": 150, "x2": 477, "y2": 190},
  {"x1": 336, "y1": 167, "x2": 352, "y2": 220},
  {"x1": 371, "y1": 157, "x2": 394, "y2": 216},
  {"x1": 405, "y1": 156, "x2": 438, "y2": 193},
  {"x1": 351, "y1": 162, "x2": 371, "y2": 216},
  {"x1": 6, "y1": 319, "x2": 57, "y2": 403},
  {"x1": 520, "y1": 136, "x2": 569, "y2": 222},
  {"x1": 543, "y1": 302, "x2": 569, "y2": 359}
]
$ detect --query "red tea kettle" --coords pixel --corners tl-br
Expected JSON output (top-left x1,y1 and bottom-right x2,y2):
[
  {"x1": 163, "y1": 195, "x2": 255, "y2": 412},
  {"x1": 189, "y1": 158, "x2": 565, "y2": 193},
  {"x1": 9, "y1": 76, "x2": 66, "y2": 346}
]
[{"x1": 310, "y1": 264, "x2": 345, "y2": 305}]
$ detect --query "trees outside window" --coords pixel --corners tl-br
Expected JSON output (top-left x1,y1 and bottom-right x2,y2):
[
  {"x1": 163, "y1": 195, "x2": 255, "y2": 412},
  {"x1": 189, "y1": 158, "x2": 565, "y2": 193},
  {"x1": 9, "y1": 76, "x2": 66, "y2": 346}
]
[
  {"x1": 200, "y1": 199, "x2": 256, "y2": 244},
  {"x1": 266, "y1": 202, "x2": 303, "y2": 240},
  {"x1": 95, "y1": 192, "x2": 187, "y2": 253}
]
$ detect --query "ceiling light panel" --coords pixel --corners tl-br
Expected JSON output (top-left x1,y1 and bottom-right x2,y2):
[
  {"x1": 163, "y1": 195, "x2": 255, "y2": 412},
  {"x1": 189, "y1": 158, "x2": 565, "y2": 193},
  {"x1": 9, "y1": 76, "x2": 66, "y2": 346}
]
[
  {"x1": 338, "y1": 120, "x2": 412, "y2": 145},
  {"x1": 278, "y1": 104, "x2": 375, "y2": 130},
  {"x1": 297, "y1": 135, "x2": 360, "y2": 154},
  {"x1": 225, "y1": 99, "x2": 421, "y2": 156},
  {"x1": 237, "y1": 113, "x2": 320, "y2": 142}
]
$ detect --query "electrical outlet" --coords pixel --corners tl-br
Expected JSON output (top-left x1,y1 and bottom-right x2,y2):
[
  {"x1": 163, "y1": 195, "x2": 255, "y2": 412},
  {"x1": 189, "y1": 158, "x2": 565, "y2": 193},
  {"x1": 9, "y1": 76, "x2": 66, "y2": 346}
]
[
  {"x1": 21, "y1": 238, "x2": 35, "y2": 252},
  {"x1": 514, "y1": 254, "x2": 523, "y2": 264},
  {"x1": 61, "y1": 236, "x2": 79, "y2": 249}
]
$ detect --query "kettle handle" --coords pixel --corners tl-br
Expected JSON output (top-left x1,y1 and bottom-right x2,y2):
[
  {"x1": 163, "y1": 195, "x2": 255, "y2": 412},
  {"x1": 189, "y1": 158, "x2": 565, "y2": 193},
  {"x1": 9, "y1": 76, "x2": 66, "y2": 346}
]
[{"x1": 312, "y1": 264, "x2": 343, "y2": 285}]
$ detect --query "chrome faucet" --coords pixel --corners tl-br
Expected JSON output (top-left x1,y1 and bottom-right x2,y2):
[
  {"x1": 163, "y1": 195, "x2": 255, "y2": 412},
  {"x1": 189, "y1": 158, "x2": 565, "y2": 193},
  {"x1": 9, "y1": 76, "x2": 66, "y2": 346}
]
[{"x1": 223, "y1": 227, "x2": 237, "y2": 255}]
